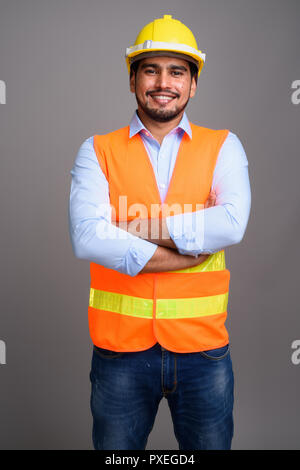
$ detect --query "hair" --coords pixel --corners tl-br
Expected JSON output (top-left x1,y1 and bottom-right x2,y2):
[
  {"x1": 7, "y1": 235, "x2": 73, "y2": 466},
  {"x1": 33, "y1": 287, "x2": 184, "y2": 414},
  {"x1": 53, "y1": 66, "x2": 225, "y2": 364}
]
[{"x1": 130, "y1": 59, "x2": 198, "y2": 85}]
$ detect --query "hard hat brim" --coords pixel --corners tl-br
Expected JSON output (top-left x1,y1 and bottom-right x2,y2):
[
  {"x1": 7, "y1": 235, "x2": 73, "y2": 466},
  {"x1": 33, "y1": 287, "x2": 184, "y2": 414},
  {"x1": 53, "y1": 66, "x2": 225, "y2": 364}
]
[
  {"x1": 129, "y1": 51, "x2": 200, "y2": 70},
  {"x1": 125, "y1": 41, "x2": 205, "y2": 77}
]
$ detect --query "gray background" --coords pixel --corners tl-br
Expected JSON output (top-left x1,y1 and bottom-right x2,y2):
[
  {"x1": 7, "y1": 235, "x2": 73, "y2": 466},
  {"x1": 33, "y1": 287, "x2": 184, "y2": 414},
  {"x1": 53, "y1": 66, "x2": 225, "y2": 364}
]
[{"x1": 0, "y1": 0, "x2": 299, "y2": 450}]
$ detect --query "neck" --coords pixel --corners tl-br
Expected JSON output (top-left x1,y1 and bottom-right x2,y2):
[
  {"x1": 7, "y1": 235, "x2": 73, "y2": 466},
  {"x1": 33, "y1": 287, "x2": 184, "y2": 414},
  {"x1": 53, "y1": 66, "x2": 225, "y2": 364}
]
[{"x1": 137, "y1": 108, "x2": 184, "y2": 145}]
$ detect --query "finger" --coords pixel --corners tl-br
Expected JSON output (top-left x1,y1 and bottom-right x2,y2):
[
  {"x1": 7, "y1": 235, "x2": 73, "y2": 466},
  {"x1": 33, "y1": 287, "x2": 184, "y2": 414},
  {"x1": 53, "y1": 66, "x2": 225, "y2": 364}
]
[
  {"x1": 205, "y1": 190, "x2": 217, "y2": 208},
  {"x1": 205, "y1": 192, "x2": 214, "y2": 204}
]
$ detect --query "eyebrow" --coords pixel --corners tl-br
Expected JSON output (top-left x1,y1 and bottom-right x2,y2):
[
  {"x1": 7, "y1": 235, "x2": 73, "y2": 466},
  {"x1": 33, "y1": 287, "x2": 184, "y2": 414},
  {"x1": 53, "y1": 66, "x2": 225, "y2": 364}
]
[{"x1": 140, "y1": 63, "x2": 188, "y2": 72}]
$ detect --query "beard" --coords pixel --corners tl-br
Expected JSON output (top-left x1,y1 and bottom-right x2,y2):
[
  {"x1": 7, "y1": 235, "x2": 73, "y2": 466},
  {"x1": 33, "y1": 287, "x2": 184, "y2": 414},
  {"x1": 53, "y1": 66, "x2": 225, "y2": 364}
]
[{"x1": 135, "y1": 90, "x2": 191, "y2": 123}]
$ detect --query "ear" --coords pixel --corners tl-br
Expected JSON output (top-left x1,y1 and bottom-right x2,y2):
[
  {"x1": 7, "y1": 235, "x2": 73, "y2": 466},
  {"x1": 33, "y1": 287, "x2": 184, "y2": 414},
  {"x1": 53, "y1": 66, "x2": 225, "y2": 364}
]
[
  {"x1": 189, "y1": 76, "x2": 197, "y2": 98},
  {"x1": 130, "y1": 72, "x2": 136, "y2": 94}
]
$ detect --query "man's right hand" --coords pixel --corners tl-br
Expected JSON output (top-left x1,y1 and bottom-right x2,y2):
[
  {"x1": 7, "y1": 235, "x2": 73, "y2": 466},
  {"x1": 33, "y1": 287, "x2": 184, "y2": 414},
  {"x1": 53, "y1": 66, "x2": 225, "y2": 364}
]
[{"x1": 204, "y1": 189, "x2": 217, "y2": 209}]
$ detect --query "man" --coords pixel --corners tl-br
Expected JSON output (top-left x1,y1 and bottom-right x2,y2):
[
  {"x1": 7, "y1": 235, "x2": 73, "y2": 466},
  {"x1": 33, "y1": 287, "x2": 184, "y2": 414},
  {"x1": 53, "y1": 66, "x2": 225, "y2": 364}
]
[{"x1": 69, "y1": 14, "x2": 251, "y2": 450}]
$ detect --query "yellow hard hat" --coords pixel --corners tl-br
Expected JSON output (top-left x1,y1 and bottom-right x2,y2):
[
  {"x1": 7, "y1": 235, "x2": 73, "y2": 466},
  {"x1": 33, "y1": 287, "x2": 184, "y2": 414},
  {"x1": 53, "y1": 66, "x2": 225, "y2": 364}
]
[{"x1": 125, "y1": 14, "x2": 206, "y2": 77}]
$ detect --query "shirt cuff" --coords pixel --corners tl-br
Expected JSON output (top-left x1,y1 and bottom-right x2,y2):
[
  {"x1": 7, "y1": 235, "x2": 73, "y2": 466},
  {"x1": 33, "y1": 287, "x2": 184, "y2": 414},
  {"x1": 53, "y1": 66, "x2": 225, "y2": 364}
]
[
  {"x1": 123, "y1": 237, "x2": 158, "y2": 277},
  {"x1": 165, "y1": 212, "x2": 205, "y2": 256}
]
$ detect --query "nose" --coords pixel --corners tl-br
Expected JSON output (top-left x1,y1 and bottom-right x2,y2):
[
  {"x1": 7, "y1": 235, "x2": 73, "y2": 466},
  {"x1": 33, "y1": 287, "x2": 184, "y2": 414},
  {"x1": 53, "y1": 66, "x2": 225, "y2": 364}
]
[{"x1": 155, "y1": 69, "x2": 170, "y2": 89}]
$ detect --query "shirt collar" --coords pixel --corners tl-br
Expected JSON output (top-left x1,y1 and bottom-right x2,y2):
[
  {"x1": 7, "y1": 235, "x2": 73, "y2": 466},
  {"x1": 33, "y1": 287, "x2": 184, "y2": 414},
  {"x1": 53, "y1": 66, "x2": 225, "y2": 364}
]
[{"x1": 129, "y1": 110, "x2": 192, "y2": 140}]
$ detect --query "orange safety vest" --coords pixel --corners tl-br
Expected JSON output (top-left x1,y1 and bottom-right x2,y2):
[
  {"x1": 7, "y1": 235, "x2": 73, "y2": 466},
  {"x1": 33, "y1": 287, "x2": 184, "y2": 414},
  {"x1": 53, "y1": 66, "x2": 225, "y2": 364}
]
[{"x1": 89, "y1": 123, "x2": 230, "y2": 353}]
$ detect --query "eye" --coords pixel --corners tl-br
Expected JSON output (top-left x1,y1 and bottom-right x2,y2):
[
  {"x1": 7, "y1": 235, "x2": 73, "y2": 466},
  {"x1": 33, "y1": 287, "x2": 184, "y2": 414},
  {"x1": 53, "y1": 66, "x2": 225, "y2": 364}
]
[{"x1": 171, "y1": 71, "x2": 183, "y2": 77}]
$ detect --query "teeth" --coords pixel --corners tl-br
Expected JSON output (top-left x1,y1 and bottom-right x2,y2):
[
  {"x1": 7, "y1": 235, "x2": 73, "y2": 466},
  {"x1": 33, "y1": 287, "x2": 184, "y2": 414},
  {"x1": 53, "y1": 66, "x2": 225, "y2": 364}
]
[{"x1": 152, "y1": 95, "x2": 174, "y2": 100}]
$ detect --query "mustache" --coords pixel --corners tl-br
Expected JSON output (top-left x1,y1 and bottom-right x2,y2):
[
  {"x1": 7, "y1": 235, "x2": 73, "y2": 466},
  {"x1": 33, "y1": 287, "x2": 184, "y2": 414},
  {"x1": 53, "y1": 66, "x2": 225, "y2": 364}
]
[{"x1": 146, "y1": 89, "x2": 180, "y2": 98}]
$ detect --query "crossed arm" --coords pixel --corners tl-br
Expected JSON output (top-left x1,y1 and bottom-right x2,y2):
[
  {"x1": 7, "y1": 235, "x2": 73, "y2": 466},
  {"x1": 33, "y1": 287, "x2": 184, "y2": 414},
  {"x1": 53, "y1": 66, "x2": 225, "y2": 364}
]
[
  {"x1": 112, "y1": 192, "x2": 217, "y2": 273},
  {"x1": 69, "y1": 133, "x2": 251, "y2": 276}
]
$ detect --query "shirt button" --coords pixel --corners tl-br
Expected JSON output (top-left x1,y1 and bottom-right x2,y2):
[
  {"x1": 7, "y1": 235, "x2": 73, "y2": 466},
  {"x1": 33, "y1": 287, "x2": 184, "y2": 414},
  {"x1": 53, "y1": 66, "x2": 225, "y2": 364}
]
[{"x1": 159, "y1": 183, "x2": 166, "y2": 189}]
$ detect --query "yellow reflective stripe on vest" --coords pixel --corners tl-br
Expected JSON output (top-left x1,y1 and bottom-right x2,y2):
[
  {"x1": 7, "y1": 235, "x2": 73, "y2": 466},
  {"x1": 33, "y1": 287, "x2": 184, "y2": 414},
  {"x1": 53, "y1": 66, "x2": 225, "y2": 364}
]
[
  {"x1": 156, "y1": 292, "x2": 228, "y2": 319},
  {"x1": 89, "y1": 288, "x2": 153, "y2": 319},
  {"x1": 90, "y1": 288, "x2": 228, "y2": 320},
  {"x1": 168, "y1": 250, "x2": 226, "y2": 273}
]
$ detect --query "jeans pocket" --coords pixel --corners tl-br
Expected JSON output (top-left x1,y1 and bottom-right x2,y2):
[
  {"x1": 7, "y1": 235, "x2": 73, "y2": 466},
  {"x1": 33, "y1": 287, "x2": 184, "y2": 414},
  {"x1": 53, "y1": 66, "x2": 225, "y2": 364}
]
[
  {"x1": 199, "y1": 343, "x2": 230, "y2": 361},
  {"x1": 93, "y1": 345, "x2": 124, "y2": 359}
]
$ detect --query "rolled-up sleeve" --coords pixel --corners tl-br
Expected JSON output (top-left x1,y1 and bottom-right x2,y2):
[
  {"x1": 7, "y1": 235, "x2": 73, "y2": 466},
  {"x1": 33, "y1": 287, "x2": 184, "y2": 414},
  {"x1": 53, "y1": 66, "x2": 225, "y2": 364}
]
[
  {"x1": 68, "y1": 136, "x2": 157, "y2": 276},
  {"x1": 165, "y1": 132, "x2": 251, "y2": 256}
]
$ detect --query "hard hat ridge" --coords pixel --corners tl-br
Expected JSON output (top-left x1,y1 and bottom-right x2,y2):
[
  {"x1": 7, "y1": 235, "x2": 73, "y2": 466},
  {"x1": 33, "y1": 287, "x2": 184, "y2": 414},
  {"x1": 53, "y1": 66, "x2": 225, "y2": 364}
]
[{"x1": 125, "y1": 14, "x2": 206, "y2": 77}]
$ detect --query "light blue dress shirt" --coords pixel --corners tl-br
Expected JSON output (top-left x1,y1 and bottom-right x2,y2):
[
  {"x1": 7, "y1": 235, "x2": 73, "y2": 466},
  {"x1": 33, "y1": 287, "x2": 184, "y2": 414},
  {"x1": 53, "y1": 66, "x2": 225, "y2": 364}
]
[{"x1": 68, "y1": 111, "x2": 251, "y2": 277}]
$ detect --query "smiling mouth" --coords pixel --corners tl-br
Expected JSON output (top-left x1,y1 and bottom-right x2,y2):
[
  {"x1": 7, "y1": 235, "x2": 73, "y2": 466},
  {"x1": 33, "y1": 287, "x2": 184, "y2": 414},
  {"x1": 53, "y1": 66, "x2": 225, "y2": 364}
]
[{"x1": 148, "y1": 93, "x2": 178, "y2": 105}]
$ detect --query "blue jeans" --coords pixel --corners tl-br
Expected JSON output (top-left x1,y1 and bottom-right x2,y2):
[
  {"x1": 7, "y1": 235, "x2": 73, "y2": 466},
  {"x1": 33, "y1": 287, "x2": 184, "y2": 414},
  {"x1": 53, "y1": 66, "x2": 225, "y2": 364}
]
[{"x1": 89, "y1": 342, "x2": 234, "y2": 450}]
